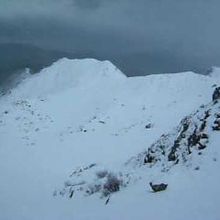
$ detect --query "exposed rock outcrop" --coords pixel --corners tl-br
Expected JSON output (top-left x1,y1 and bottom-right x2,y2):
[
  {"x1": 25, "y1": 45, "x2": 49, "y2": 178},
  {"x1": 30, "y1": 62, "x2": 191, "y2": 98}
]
[{"x1": 212, "y1": 87, "x2": 220, "y2": 101}]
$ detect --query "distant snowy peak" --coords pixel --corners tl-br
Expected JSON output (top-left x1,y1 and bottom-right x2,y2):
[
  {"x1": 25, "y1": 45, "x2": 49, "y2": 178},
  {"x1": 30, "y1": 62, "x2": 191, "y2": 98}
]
[
  {"x1": 11, "y1": 58, "x2": 126, "y2": 98},
  {"x1": 46, "y1": 58, "x2": 126, "y2": 80}
]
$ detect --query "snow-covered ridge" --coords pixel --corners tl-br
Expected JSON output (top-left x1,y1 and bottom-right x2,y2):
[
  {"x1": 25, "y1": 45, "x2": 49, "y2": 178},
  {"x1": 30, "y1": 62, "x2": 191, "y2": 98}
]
[
  {"x1": 10, "y1": 58, "x2": 126, "y2": 98},
  {"x1": 6, "y1": 58, "x2": 220, "y2": 100}
]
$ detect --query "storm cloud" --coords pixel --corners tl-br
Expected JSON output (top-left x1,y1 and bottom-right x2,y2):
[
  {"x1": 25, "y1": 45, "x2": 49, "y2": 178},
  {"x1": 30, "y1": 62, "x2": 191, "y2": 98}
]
[{"x1": 0, "y1": 0, "x2": 220, "y2": 78}]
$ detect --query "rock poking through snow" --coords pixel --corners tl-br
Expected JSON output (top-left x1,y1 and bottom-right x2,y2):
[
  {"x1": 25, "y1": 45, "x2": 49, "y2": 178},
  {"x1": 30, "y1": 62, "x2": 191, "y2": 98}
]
[
  {"x1": 212, "y1": 86, "x2": 220, "y2": 101},
  {"x1": 149, "y1": 182, "x2": 168, "y2": 192}
]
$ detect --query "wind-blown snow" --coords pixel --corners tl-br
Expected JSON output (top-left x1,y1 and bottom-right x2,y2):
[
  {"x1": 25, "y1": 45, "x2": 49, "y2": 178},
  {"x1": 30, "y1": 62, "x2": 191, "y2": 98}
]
[{"x1": 0, "y1": 58, "x2": 220, "y2": 220}]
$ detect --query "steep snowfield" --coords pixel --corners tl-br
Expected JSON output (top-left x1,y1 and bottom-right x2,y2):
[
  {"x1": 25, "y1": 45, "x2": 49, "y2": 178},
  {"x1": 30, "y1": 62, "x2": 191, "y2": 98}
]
[{"x1": 0, "y1": 58, "x2": 220, "y2": 220}]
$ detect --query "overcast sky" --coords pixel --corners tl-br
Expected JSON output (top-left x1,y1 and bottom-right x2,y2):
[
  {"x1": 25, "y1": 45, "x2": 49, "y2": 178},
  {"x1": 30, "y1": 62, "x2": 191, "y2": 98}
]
[{"x1": 1, "y1": 0, "x2": 220, "y2": 75}]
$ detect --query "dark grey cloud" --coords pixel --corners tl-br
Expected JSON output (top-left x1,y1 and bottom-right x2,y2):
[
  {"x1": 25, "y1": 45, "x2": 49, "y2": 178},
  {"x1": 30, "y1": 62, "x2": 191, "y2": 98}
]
[
  {"x1": 73, "y1": 0, "x2": 103, "y2": 9},
  {"x1": 1, "y1": 0, "x2": 220, "y2": 78}
]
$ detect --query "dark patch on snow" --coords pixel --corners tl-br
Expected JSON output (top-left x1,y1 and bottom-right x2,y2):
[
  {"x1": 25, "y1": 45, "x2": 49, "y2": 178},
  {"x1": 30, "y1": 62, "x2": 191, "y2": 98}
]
[
  {"x1": 212, "y1": 87, "x2": 220, "y2": 101},
  {"x1": 149, "y1": 182, "x2": 168, "y2": 192}
]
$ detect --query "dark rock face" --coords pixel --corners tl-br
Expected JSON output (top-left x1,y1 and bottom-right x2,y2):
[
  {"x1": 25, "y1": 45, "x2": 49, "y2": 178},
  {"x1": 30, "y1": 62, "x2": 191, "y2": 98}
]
[
  {"x1": 212, "y1": 119, "x2": 220, "y2": 131},
  {"x1": 168, "y1": 140, "x2": 180, "y2": 161},
  {"x1": 142, "y1": 102, "x2": 214, "y2": 171},
  {"x1": 144, "y1": 150, "x2": 156, "y2": 164},
  {"x1": 149, "y1": 182, "x2": 168, "y2": 192},
  {"x1": 212, "y1": 87, "x2": 220, "y2": 101}
]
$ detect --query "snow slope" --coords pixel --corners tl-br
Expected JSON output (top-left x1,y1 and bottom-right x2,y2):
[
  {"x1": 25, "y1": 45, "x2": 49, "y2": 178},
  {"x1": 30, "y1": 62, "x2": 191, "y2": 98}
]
[{"x1": 0, "y1": 58, "x2": 220, "y2": 220}]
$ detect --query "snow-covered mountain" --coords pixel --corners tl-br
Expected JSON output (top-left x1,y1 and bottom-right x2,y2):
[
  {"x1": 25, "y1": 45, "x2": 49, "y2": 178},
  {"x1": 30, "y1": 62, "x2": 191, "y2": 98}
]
[{"x1": 0, "y1": 58, "x2": 220, "y2": 220}]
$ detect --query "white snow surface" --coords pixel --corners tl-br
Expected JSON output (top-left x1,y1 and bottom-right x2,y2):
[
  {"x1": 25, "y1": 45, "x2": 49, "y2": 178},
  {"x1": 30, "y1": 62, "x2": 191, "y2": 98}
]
[{"x1": 0, "y1": 58, "x2": 220, "y2": 220}]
